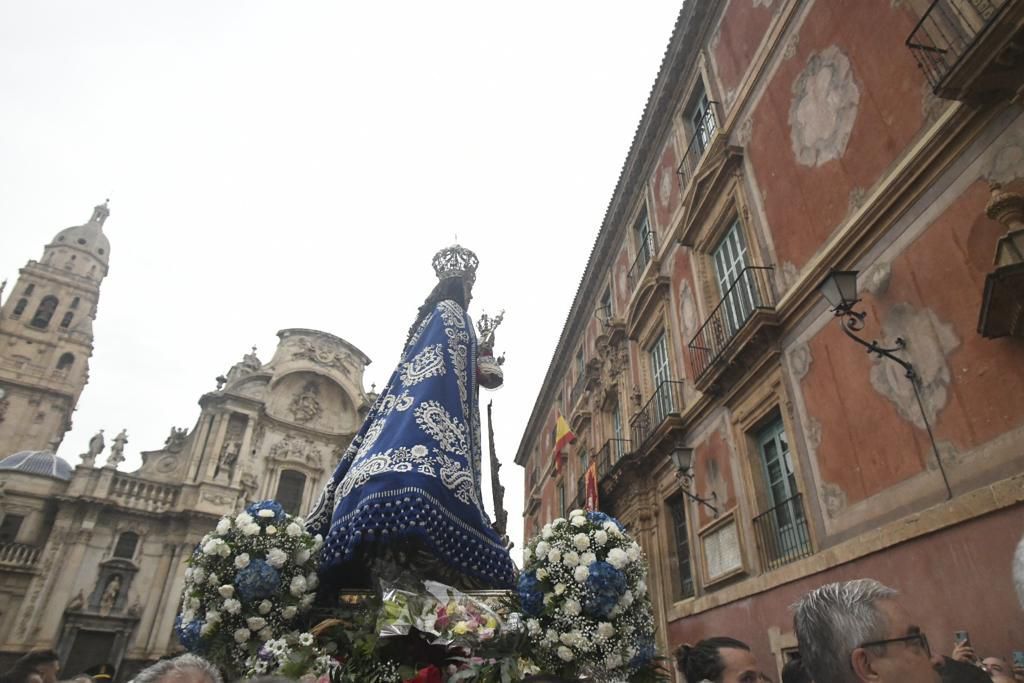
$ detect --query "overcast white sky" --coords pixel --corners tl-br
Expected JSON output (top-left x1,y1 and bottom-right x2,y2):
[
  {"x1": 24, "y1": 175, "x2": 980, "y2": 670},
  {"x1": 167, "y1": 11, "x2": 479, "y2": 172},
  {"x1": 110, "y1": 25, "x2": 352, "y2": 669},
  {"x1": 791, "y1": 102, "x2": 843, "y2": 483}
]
[{"x1": 0, "y1": 1, "x2": 682, "y2": 556}]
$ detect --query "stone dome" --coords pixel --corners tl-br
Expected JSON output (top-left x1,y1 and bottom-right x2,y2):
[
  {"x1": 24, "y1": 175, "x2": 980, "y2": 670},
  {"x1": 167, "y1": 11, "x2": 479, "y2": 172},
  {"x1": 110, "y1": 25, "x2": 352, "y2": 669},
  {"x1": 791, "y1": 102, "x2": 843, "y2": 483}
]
[
  {"x1": 0, "y1": 450, "x2": 73, "y2": 480},
  {"x1": 48, "y1": 202, "x2": 111, "y2": 265}
]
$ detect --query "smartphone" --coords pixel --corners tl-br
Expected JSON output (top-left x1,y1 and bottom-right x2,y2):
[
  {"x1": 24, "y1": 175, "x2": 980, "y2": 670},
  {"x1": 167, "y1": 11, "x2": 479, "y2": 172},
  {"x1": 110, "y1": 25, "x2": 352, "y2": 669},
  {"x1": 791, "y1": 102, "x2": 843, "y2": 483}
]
[
  {"x1": 1013, "y1": 651, "x2": 1024, "y2": 668},
  {"x1": 954, "y1": 630, "x2": 970, "y2": 645}
]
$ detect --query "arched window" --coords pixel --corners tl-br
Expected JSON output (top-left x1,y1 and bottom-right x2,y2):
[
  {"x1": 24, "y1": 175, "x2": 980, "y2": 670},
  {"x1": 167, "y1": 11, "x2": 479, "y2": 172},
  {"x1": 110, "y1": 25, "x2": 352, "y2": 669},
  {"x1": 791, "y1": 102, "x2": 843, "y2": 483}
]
[
  {"x1": 60, "y1": 312, "x2": 74, "y2": 328},
  {"x1": 13, "y1": 298, "x2": 28, "y2": 316},
  {"x1": 275, "y1": 470, "x2": 307, "y2": 515},
  {"x1": 70, "y1": 297, "x2": 80, "y2": 309},
  {"x1": 57, "y1": 353, "x2": 75, "y2": 370},
  {"x1": 113, "y1": 531, "x2": 139, "y2": 559},
  {"x1": 30, "y1": 296, "x2": 59, "y2": 328},
  {"x1": 24, "y1": 284, "x2": 34, "y2": 296}
]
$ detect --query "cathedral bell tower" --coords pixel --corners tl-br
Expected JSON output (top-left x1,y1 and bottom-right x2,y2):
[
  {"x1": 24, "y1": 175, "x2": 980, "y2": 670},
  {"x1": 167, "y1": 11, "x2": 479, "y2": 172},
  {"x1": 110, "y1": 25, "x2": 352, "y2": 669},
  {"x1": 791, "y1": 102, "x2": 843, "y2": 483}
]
[{"x1": 0, "y1": 202, "x2": 111, "y2": 453}]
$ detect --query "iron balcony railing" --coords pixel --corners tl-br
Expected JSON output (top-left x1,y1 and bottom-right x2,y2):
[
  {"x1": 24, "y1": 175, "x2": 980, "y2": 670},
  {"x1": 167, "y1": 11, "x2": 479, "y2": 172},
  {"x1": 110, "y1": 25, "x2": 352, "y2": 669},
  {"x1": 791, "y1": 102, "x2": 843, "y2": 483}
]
[
  {"x1": 596, "y1": 438, "x2": 633, "y2": 479},
  {"x1": 627, "y1": 229, "x2": 657, "y2": 291},
  {"x1": 629, "y1": 379, "x2": 685, "y2": 449},
  {"x1": 688, "y1": 266, "x2": 776, "y2": 380},
  {"x1": 676, "y1": 102, "x2": 719, "y2": 188},
  {"x1": 570, "y1": 368, "x2": 588, "y2": 407},
  {"x1": 906, "y1": 0, "x2": 1008, "y2": 91},
  {"x1": 752, "y1": 493, "x2": 812, "y2": 570}
]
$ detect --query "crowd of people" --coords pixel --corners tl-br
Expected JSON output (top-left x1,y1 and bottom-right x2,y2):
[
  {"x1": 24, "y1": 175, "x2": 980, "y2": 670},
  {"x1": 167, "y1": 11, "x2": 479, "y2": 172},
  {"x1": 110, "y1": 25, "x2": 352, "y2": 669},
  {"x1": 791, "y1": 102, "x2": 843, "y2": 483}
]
[
  {"x1": 675, "y1": 578, "x2": 1024, "y2": 683},
  {"x1": 1, "y1": 578, "x2": 1020, "y2": 683}
]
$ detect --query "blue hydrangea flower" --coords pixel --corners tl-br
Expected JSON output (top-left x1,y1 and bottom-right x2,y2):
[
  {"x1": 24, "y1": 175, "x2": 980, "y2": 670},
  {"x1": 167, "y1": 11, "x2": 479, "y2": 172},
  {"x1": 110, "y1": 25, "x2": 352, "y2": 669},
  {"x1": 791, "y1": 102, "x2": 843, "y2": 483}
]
[
  {"x1": 587, "y1": 510, "x2": 625, "y2": 532},
  {"x1": 583, "y1": 561, "x2": 627, "y2": 619},
  {"x1": 235, "y1": 559, "x2": 281, "y2": 601},
  {"x1": 174, "y1": 614, "x2": 203, "y2": 651},
  {"x1": 517, "y1": 570, "x2": 544, "y2": 617},
  {"x1": 246, "y1": 500, "x2": 285, "y2": 521},
  {"x1": 630, "y1": 636, "x2": 656, "y2": 668}
]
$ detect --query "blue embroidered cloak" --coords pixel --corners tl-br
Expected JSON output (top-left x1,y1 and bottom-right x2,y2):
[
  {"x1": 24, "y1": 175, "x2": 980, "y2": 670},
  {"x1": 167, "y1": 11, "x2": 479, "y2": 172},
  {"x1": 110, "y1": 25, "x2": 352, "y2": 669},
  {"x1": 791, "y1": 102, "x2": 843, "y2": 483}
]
[{"x1": 306, "y1": 298, "x2": 515, "y2": 588}]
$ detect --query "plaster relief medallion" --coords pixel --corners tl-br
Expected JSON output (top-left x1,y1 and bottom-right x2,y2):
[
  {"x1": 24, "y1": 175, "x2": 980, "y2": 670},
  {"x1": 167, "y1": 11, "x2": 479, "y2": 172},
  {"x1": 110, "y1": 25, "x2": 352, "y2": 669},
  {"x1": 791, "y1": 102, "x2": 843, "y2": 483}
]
[
  {"x1": 805, "y1": 415, "x2": 822, "y2": 451},
  {"x1": 788, "y1": 343, "x2": 812, "y2": 381},
  {"x1": 737, "y1": 117, "x2": 753, "y2": 146},
  {"x1": 780, "y1": 261, "x2": 799, "y2": 290},
  {"x1": 783, "y1": 33, "x2": 799, "y2": 60},
  {"x1": 984, "y1": 124, "x2": 1024, "y2": 184},
  {"x1": 820, "y1": 481, "x2": 847, "y2": 518},
  {"x1": 658, "y1": 164, "x2": 674, "y2": 209},
  {"x1": 289, "y1": 381, "x2": 323, "y2": 424},
  {"x1": 860, "y1": 262, "x2": 892, "y2": 296},
  {"x1": 680, "y1": 281, "x2": 699, "y2": 340},
  {"x1": 292, "y1": 336, "x2": 353, "y2": 373},
  {"x1": 869, "y1": 303, "x2": 959, "y2": 429},
  {"x1": 789, "y1": 46, "x2": 860, "y2": 167},
  {"x1": 848, "y1": 186, "x2": 866, "y2": 215}
]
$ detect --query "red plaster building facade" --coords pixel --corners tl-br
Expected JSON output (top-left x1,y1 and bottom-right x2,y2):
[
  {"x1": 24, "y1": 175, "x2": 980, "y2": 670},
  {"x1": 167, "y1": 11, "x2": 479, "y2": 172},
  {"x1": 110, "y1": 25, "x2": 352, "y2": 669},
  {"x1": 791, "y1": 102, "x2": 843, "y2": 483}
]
[{"x1": 514, "y1": 0, "x2": 1024, "y2": 678}]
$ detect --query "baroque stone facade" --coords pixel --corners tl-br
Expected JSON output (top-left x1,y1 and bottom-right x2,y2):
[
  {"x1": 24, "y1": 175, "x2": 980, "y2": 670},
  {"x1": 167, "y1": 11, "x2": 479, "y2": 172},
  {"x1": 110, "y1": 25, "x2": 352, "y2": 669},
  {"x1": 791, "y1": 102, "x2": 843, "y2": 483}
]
[{"x1": 0, "y1": 210, "x2": 375, "y2": 679}]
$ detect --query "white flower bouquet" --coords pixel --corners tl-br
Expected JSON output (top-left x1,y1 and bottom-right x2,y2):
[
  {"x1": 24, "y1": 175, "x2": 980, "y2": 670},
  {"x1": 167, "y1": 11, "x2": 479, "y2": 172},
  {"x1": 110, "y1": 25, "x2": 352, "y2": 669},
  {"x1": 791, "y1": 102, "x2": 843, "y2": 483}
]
[
  {"x1": 517, "y1": 510, "x2": 660, "y2": 682},
  {"x1": 175, "y1": 500, "x2": 323, "y2": 674}
]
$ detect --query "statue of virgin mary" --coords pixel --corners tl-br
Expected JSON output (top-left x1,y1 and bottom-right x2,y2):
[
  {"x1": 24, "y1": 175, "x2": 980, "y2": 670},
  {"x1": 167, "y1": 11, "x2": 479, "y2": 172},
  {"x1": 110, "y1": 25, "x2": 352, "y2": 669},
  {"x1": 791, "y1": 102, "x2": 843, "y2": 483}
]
[{"x1": 306, "y1": 245, "x2": 515, "y2": 591}]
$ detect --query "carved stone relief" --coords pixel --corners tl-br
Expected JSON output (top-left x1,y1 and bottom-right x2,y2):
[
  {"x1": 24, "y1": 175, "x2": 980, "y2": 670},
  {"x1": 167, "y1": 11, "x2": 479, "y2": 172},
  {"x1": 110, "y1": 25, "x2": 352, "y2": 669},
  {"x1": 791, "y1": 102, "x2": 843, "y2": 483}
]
[
  {"x1": 789, "y1": 46, "x2": 860, "y2": 167},
  {"x1": 288, "y1": 381, "x2": 323, "y2": 424},
  {"x1": 788, "y1": 343, "x2": 812, "y2": 382},
  {"x1": 820, "y1": 481, "x2": 847, "y2": 518},
  {"x1": 868, "y1": 304, "x2": 959, "y2": 430},
  {"x1": 268, "y1": 434, "x2": 324, "y2": 467},
  {"x1": 680, "y1": 281, "x2": 699, "y2": 340},
  {"x1": 292, "y1": 336, "x2": 353, "y2": 372}
]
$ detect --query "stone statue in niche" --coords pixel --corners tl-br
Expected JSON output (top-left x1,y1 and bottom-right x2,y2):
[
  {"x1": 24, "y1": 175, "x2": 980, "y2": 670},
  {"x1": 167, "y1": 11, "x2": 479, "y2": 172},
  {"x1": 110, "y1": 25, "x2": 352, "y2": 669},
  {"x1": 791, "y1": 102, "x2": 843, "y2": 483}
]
[
  {"x1": 105, "y1": 429, "x2": 127, "y2": 468},
  {"x1": 239, "y1": 471, "x2": 259, "y2": 506},
  {"x1": 80, "y1": 429, "x2": 105, "y2": 467},
  {"x1": 289, "y1": 381, "x2": 323, "y2": 423},
  {"x1": 215, "y1": 441, "x2": 241, "y2": 480},
  {"x1": 99, "y1": 575, "x2": 121, "y2": 614}
]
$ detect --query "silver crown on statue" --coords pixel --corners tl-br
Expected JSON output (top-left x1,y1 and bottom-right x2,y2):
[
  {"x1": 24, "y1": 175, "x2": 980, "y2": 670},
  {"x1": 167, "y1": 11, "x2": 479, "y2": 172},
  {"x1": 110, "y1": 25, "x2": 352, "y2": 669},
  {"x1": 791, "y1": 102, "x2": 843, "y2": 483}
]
[{"x1": 432, "y1": 244, "x2": 479, "y2": 286}]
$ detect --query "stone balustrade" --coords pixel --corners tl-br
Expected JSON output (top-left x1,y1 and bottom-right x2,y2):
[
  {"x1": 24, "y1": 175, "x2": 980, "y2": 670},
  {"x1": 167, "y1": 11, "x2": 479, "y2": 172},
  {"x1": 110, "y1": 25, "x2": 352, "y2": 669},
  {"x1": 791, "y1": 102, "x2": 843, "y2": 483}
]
[
  {"x1": 0, "y1": 542, "x2": 42, "y2": 569},
  {"x1": 108, "y1": 474, "x2": 179, "y2": 512}
]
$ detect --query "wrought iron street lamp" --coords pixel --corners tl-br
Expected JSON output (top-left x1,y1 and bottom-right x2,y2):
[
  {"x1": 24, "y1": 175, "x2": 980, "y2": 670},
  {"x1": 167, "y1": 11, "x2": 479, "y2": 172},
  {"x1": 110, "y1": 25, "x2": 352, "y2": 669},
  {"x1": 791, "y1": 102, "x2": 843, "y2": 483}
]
[
  {"x1": 670, "y1": 443, "x2": 719, "y2": 517},
  {"x1": 818, "y1": 270, "x2": 953, "y2": 499}
]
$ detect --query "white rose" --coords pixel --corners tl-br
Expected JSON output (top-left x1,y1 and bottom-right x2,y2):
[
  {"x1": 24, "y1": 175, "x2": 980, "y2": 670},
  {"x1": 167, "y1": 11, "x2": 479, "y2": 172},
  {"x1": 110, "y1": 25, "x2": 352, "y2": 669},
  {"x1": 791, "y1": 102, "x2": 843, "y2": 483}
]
[
  {"x1": 541, "y1": 525, "x2": 553, "y2": 540},
  {"x1": 545, "y1": 629, "x2": 559, "y2": 645},
  {"x1": 223, "y1": 598, "x2": 242, "y2": 615},
  {"x1": 562, "y1": 551, "x2": 580, "y2": 567},
  {"x1": 580, "y1": 551, "x2": 596, "y2": 566},
  {"x1": 300, "y1": 593, "x2": 315, "y2": 608},
  {"x1": 258, "y1": 627, "x2": 273, "y2": 640},
  {"x1": 568, "y1": 509, "x2": 584, "y2": 518},
  {"x1": 246, "y1": 617, "x2": 267, "y2": 631},
  {"x1": 313, "y1": 534, "x2": 323, "y2": 550},
  {"x1": 536, "y1": 568, "x2": 549, "y2": 580},
  {"x1": 571, "y1": 515, "x2": 587, "y2": 527},
  {"x1": 557, "y1": 646, "x2": 574, "y2": 662},
  {"x1": 266, "y1": 548, "x2": 288, "y2": 568},
  {"x1": 563, "y1": 598, "x2": 581, "y2": 616},
  {"x1": 234, "y1": 553, "x2": 251, "y2": 569},
  {"x1": 235, "y1": 511, "x2": 254, "y2": 526},
  {"x1": 607, "y1": 548, "x2": 628, "y2": 570},
  {"x1": 543, "y1": 593, "x2": 553, "y2": 606},
  {"x1": 554, "y1": 583, "x2": 566, "y2": 595},
  {"x1": 596, "y1": 622, "x2": 615, "y2": 640},
  {"x1": 233, "y1": 627, "x2": 251, "y2": 643},
  {"x1": 594, "y1": 530, "x2": 608, "y2": 546},
  {"x1": 207, "y1": 573, "x2": 220, "y2": 586},
  {"x1": 573, "y1": 565, "x2": 589, "y2": 583},
  {"x1": 200, "y1": 622, "x2": 214, "y2": 637},
  {"x1": 206, "y1": 610, "x2": 221, "y2": 625},
  {"x1": 573, "y1": 533, "x2": 590, "y2": 551},
  {"x1": 523, "y1": 548, "x2": 533, "y2": 564},
  {"x1": 188, "y1": 597, "x2": 200, "y2": 609},
  {"x1": 281, "y1": 606, "x2": 298, "y2": 620},
  {"x1": 535, "y1": 541, "x2": 550, "y2": 560},
  {"x1": 606, "y1": 653, "x2": 623, "y2": 669},
  {"x1": 192, "y1": 567, "x2": 206, "y2": 583},
  {"x1": 266, "y1": 525, "x2": 278, "y2": 535},
  {"x1": 526, "y1": 619, "x2": 541, "y2": 635},
  {"x1": 202, "y1": 540, "x2": 219, "y2": 555},
  {"x1": 552, "y1": 517, "x2": 566, "y2": 528},
  {"x1": 637, "y1": 579, "x2": 647, "y2": 597},
  {"x1": 218, "y1": 585, "x2": 234, "y2": 598},
  {"x1": 547, "y1": 548, "x2": 562, "y2": 564},
  {"x1": 295, "y1": 548, "x2": 312, "y2": 565},
  {"x1": 258, "y1": 600, "x2": 272, "y2": 615},
  {"x1": 559, "y1": 632, "x2": 577, "y2": 646},
  {"x1": 216, "y1": 518, "x2": 232, "y2": 535},
  {"x1": 626, "y1": 542, "x2": 640, "y2": 562},
  {"x1": 242, "y1": 523, "x2": 260, "y2": 536},
  {"x1": 257, "y1": 509, "x2": 276, "y2": 518},
  {"x1": 290, "y1": 575, "x2": 307, "y2": 597},
  {"x1": 306, "y1": 572, "x2": 319, "y2": 590},
  {"x1": 285, "y1": 523, "x2": 302, "y2": 537},
  {"x1": 619, "y1": 590, "x2": 634, "y2": 608}
]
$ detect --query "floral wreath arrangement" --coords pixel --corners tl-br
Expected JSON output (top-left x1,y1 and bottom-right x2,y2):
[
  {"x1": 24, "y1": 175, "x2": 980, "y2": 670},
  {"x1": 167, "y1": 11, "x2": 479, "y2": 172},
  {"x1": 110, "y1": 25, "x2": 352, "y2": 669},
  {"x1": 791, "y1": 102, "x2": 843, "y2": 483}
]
[
  {"x1": 516, "y1": 509, "x2": 664, "y2": 682},
  {"x1": 174, "y1": 501, "x2": 332, "y2": 679}
]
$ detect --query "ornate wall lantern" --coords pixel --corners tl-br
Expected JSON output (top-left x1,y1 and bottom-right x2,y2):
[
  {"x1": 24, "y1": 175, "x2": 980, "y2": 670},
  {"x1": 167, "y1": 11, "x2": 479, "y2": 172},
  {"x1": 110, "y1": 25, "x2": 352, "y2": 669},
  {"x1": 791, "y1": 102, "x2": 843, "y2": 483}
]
[{"x1": 670, "y1": 442, "x2": 719, "y2": 517}]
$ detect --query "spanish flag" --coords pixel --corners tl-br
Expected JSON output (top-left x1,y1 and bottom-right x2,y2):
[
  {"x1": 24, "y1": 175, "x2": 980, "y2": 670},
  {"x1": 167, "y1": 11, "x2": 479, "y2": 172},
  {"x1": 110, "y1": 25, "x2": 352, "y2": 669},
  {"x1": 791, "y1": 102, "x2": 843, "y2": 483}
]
[{"x1": 552, "y1": 413, "x2": 576, "y2": 473}]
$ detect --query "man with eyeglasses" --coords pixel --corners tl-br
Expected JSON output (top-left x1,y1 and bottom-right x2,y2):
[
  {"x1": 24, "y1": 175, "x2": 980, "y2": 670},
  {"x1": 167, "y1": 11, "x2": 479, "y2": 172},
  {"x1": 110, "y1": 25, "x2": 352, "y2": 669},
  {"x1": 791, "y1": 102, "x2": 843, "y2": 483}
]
[{"x1": 793, "y1": 579, "x2": 943, "y2": 683}]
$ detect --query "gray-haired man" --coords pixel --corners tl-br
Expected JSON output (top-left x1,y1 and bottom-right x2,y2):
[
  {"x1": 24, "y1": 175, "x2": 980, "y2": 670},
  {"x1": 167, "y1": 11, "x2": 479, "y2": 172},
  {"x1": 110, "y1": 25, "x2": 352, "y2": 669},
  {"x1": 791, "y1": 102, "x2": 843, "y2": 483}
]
[
  {"x1": 793, "y1": 579, "x2": 942, "y2": 683},
  {"x1": 130, "y1": 655, "x2": 221, "y2": 683}
]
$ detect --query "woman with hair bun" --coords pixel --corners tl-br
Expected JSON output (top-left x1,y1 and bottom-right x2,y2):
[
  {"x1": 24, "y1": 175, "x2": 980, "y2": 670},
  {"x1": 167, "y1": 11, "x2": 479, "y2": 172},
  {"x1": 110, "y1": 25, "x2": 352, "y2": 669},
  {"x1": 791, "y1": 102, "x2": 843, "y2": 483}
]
[{"x1": 675, "y1": 637, "x2": 760, "y2": 683}]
